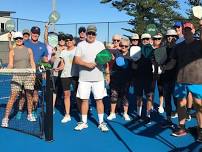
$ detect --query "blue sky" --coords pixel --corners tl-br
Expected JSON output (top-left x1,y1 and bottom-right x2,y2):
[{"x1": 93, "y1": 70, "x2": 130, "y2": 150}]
[{"x1": 0, "y1": 0, "x2": 189, "y2": 42}]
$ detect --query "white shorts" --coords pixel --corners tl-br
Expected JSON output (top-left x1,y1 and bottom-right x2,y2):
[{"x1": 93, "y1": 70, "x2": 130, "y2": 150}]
[{"x1": 76, "y1": 81, "x2": 107, "y2": 100}]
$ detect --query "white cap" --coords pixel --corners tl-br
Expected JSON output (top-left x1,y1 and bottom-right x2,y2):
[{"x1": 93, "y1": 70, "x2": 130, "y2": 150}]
[
  {"x1": 166, "y1": 29, "x2": 177, "y2": 36},
  {"x1": 153, "y1": 33, "x2": 163, "y2": 38},
  {"x1": 141, "y1": 33, "x2": 151, "y2": 39},
  {"x1": 13, "y1": 31, "x2": 23, "y2": 39},
  {"x1": 131, "y1": 33, "x2": 139, "y2": 39}
]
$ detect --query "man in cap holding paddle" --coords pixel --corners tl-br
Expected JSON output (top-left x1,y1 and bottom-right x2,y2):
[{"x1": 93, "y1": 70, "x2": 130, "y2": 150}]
[{"x1": 73, "y1": 25, "x2": 109, "y2": 132}]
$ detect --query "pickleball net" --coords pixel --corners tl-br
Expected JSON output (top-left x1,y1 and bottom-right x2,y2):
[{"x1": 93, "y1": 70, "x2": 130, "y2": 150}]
[{"x1": 0, "y1": 69, "x2": 53, "y2": 141}]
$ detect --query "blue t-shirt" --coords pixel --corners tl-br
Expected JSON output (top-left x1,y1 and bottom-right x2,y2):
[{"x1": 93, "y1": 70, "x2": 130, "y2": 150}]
[
  {"x1": 175, "y1": 36, "x2": 185, "y2": 44},
  {"x1": 24, "y1": 40, "x2": 48, "y2": 64}
]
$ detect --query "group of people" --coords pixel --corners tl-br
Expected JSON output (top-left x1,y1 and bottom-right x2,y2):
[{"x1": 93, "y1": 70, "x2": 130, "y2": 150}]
[{"x1": 1, "y1": 19, "x2": 202, "y2": 142}]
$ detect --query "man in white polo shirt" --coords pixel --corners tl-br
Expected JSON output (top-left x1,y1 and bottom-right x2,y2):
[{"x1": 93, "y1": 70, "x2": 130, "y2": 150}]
[{"x1": 73, "y1": 25, "x2": 109, "y2": 132}]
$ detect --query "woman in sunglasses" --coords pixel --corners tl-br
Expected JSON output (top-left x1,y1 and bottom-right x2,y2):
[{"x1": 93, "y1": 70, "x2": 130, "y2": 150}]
[
  {"x1": 1, "y1": 32, "x2": 36, "y2": 127},
  {"x1": 107, "y1": 38, "x2": 132, "y2": 121}
]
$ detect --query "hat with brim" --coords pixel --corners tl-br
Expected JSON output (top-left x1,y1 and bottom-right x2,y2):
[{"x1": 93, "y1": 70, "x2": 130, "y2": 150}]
[{"x1": 95, "y1": 49, "x2": 112, "y2": 65}]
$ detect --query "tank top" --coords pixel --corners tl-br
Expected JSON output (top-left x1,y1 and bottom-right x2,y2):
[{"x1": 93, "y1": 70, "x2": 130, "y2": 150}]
[{"x1": 13, "y1": 46, "x2": 31, "y2": 68}]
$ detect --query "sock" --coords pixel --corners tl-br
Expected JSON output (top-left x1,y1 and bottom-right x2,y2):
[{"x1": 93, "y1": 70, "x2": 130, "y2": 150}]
[
  {"x1": 81, "y1": 115, "x2": 87, "y2": 124},
  {"x1": 98, "y1": 113, "x2": 104, "y2": 124},
  {"x1": 137, "y1": 106, "x2": 142, "y2": 117}
]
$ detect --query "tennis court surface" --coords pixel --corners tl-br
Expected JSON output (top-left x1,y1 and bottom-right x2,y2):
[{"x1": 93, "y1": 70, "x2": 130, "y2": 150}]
[{"x1": 0, "y1": 74, "x2": 202, "y2": 152}]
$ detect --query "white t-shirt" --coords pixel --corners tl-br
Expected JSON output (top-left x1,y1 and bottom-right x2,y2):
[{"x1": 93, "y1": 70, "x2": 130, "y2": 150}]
[
  {"x1": 60, "y1": 47, "x2": 78, "y2": 78},
  {"x1": 75, "y1": 40, "x2": 105, "y2": 82}
]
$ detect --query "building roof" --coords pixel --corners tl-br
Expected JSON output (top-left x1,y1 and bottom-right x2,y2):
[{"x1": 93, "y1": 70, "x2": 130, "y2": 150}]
[{"x1": 0, "y1": 11, "x2": 16, "y2": 17}]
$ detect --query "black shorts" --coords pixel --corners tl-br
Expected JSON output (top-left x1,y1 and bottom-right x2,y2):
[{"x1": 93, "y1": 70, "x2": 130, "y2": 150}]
[
  {"x1": 134, "y1": 77, "x2": 153, "y2": 97},
  {"x1": 53, "y1": 76, "x2": 62, "y2": 93},
  {"x1": 61, "y1": 77, "x2": 72, "y2": 91}
]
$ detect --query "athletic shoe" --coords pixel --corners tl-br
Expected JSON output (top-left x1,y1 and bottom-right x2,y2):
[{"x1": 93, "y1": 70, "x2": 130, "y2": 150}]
[
  {"x1": 107, "y1": 113, "x2": 116, "y2": 120},
  {"x1": 171, "y1": 112, "x2": 178, "y2": 118},
  {"x1": 123, "y1": 113, "x2": 131, "y2": 121},
  {"x1": 172, "y1": 127, "x2": 187, "y2": 137},
  {"x1": 1, "y1": 118, "x2": 9, "y2": 128},
  {"x1": 61, "y1": 115, "x2": 71, "y2": 123},
  {"x1": 98, "y1": 122, "x2": 109, "y2": 132},
  {"x1": 16, "y1": 111, "x2": 22, "y2": 120},
  {"x1": 27, "y1": 114, "x2": 36, "y2": 122},
  {"x1": 74, "y1": 122, "x2": 88, "y2": 131},
  {"x1": 145, "y1": 117, "x2": 151, "y2": 124},
  {"x1": 161, "y1": 120, "x2": 174, "y2": 128},
  {"x1": 158, "y1": 106, "x2": 164, "y2": 114}
]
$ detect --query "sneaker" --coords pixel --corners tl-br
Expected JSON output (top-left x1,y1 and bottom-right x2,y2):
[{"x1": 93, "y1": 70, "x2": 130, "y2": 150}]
[
  {"x1": 123, "y1": 113, "x2": 131, "y2": 121},
  {"x1": 172, "y1": 127, "x2": 187, "y2": 137},
  {"x1": 32, "y1": 111, "x2": 37, "y2": 119},
  {"x1": 1, "y1": 118, "x2": 9, "y2": 128},
  {"x1": 27, "y1": 114, "x2": 36, "y2": 122},
  {"x1": 107, "y1": 113, "x2": 116, "y2": 120},
  {"x1": 61, "y1": 115, "x2": 71, "y2": 123},
  {"x1": 74, "y1": 122, "x2": 88, "y2": 131},
  {"x1": 145, "y1": 117, "x2": 151, "y2": 124},
  {"x1": 98, "y1": 122, "x2": 109, "y2": 132},
  {"x1": 161, "y1": 120, "x2": 174, "y2": 128},
  {"x1": 158, "y1": 106, "x2": 164, "y2": 114},
  {"x1": 171, "y1": 112, "x2": 178, "y2": 118},
  {"x1": 16, "y1": 111, "x2": 22, "y2": 120},
  {"x1": 186, "y1": 114, "x2": 191, "y2": 121}
]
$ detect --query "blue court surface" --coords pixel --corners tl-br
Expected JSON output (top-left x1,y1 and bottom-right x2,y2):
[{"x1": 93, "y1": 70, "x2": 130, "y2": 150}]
[{"x1": 0, "y1": 83, "x2": 202, "y2": 152}]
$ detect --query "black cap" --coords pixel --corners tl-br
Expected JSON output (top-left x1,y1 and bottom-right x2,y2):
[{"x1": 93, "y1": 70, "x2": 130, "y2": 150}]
[
  {"x1": 78, "y1": 26, "x2": 86, "y2": 34},
  {"x1": 66, "y1": 34, "x2": 73, "y2": 40},
  {"x1": 31, "y1": 26, "x2": 40, "y2": 35}
]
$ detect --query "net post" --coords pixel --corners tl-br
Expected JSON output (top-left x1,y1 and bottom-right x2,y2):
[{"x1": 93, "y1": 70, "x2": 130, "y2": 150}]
[{"x1": 44, "y1": 69, "x2": 53, "y2": 141}]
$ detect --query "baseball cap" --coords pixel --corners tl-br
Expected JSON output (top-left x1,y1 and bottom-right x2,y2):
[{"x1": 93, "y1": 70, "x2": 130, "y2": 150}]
[
  {"x1": 153, "y1": 33, "x2": 163, "y2": 39},
  {"x1": 13, "y1": 31, "x2": 23, "y2": 39},
  {"x1": 166, "y1": 29, "x2": 177, "y2": 36},
  {"x1": 87, "y1": 25, "x2": 97, "y2": 33},
  {"x1": 66, "y1": 34, "x2": 73, "y2": 40},
  {"x1": 22, "y1": 29, "x2": 30, "y2": 35},
  {"x1": 141, "y1": 33, "x2": 151, "y2": 39},
  {"x1": 183, "y1": 22, "x2": 194, "y2": 30},
  {"x1": 173, "y1": 21, "x2": 182, "y2": 27},
  {"x1": 78, "y1": 26, "x2": 86, "y2": 34},
  {"x1": 131, "y1": 33, "x2": 139, "y2": 39},
  {"x1": 31, "y1": 26, "x2": 40, "y2": 35}
]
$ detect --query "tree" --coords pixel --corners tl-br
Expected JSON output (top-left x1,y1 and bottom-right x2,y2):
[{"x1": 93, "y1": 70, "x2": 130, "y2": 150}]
[{"x1": 100, "y1": 0, "x2": 185, "y2": 35}]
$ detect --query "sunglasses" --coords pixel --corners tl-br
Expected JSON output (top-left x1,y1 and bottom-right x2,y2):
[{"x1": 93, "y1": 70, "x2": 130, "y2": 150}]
[
  {"x1": 174, "y1": 26, "x2": 181, "y2": 29},
  {"x1": 79, "y1": 30, "x2": 86, "y2": 33},
  {"x1": 142, "y1": 38, "x2": 150, "y2": 41},
  {"x1": 87, "y1": 32, "x2": 96, "y2": 36},
  {"x1": 167, "y1": 35, "x2": 176, "y2": 38},
  {"x1": 14, "y1": 37, "x2": 23, "y2": 40},
  {"x1": 66, "y1": 39, "x2": 73, "y2": 42},
  {"x1": 113, "y1": 39, "x2": 120, "y2": 42},
  {"x1": 153, "y1": 38, "x2": 162, "y2": 40},
  {"x1": 120, "y1": 45, "x2": 129, "y2": 48},
  {"x1": 131, "y1": 39, "x2": 139, "y2": 41}
]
